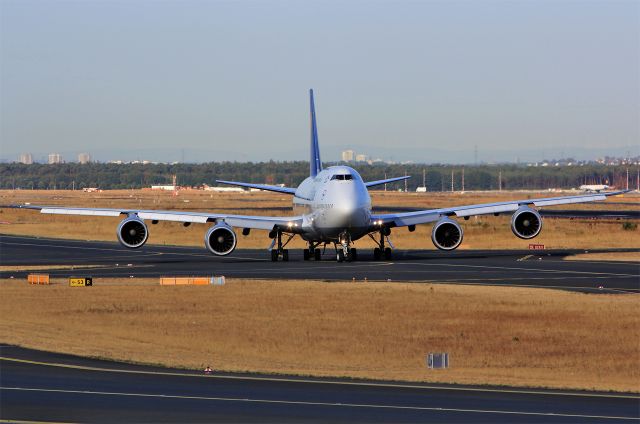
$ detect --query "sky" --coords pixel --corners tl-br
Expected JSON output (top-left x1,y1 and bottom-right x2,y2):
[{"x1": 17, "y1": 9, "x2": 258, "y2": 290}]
[{"x1": 1, "y1": 0, "x2": 638, "y2": 164}]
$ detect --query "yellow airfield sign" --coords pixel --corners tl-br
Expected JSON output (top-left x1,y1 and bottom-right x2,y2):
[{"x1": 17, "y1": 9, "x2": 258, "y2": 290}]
[{"x1": 69, "y1": 277, "x2": 93, "y2": 287}]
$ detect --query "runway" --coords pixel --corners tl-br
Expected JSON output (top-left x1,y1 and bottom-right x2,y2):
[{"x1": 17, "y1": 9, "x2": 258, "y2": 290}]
[
  {"x1": 1, "y1": 235, "x2": 638, "y2": 293},
  {"x1": 1, "y1": 346, "x2": 638, "y2": 423}
]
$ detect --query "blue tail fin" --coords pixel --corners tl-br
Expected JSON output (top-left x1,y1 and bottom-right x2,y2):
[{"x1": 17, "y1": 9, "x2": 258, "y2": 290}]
[{"x1": 309, "y1": 89, "x2": 322, "y2": 177}]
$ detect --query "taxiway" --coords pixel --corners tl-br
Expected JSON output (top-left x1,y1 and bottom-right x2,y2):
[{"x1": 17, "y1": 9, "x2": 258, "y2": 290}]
[{"x1": 0, "y1": 235, "x2": 638, "y2": 293}]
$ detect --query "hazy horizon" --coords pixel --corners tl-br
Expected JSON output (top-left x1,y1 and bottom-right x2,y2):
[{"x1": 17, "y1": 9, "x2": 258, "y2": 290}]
[{"x1": 1, "y1": 1, "x2": 638, "y2": 164}]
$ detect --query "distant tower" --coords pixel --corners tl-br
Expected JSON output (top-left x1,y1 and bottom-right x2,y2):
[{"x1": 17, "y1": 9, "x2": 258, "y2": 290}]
[
  {"x1": 48, "y1": 153, "x2": 63, "y2": 164},
  {"x1": 451, "y1": 170, "x2": 454, "y2": 192},
  {"x1": 626, "y1": 167, "x2": 629, "y2": 190},
  {"x1": 172, "y1": 174, "x2": 178, "y2": 196},
  {"x1": 404, "y1": 170, "x2": 408, "y2": 192},
  {"x1": 19, "y1": 153, "x2": 33, "y2": 164},
  {"x1": 78, "y1": 153, "x2": 91, "y2": 164}
]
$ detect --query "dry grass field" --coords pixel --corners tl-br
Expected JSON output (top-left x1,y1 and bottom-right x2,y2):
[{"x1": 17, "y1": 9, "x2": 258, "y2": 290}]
[
  {"x1": 1, "y1": 278, "x2": 638, "y2": 392},
  {"x1": 1, "y1": 189, "x2": 638, "y2": 251},
  {"x1": 566, "y1": 252, "x2": 640, "y2": 262}
]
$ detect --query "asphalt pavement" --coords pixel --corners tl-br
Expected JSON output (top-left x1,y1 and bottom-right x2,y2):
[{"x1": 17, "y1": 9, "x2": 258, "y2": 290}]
[
  {"x1": 1, "y1": 346, "x2": 638, "y2": 423},
  {"x1": 1, "y1": 235, "x2": 638, "y2": 293}
]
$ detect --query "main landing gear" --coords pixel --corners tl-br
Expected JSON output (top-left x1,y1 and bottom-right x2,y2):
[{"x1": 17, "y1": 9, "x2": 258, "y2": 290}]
[
  {"x1": 270, "y1": 230, "x2": 294, "y2": 262},
  {"x1": 369, "y1": 228, "x2": 392, "y2": 260},
  {"x1": 303, "y1": 243, "x2": 322, "y2": 261}
]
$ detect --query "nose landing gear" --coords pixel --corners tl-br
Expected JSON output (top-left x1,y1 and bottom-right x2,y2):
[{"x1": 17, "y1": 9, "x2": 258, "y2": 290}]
[{"x1": 334, "y1": 231, "x2": 357, "y2": 262}]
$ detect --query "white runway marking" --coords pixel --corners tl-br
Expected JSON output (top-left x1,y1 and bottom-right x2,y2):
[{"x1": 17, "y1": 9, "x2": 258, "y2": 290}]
[
  {"x1": 517, "y1": 255, "x2": 534, "y2": 261},
  {"x1": 1, "y1": 387, "x2": 637, "y2": 421}
]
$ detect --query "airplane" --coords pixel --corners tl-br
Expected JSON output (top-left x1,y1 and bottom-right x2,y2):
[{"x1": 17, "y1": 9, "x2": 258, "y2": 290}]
[
  {"x1": 15, "y1": 90, "x2": 628, "y2": 262},
  {"x1": 579, "y1": 184, "x2": 611, "y2": 193}
]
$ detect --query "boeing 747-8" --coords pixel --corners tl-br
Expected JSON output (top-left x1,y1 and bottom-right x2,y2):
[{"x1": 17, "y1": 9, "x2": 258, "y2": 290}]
[{"x1": 16, "y1": 90, "x2": 627, "y2": 262}]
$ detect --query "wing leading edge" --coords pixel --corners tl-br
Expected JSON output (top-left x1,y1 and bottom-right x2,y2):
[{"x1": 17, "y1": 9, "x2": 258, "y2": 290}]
[
  {"x1": 17, "y1": 205, "x2": 304, "y2": 231},
  {"x1": 365, "y1": 175, "x2": 411, "y2": 188},
  {"x1": 215, "y1": 180, "x2": 296, "y2": 195},
  {"x1": 372, "y1": 190, "x2": 629, "y2": 227}
]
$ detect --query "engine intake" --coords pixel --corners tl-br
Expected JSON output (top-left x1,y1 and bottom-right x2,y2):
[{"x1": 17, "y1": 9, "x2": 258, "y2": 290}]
[
  {"x1": 205, "y1": 223, "x2": 237, "y2": 256},
  {"x1": 511, "y1": 207, "x2": 542, "y2": 239},
  {"x1": 431, "y1": 218, "x2": 463, "y2": 251},
  {"x1": 117, "y1": 217, "x2": 149, "y2": 248}
]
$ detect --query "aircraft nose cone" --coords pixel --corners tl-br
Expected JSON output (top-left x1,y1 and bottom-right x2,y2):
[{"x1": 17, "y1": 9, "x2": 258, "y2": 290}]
[{"x1": 336, "y1": 198, "x2": 357, "y2": 215}]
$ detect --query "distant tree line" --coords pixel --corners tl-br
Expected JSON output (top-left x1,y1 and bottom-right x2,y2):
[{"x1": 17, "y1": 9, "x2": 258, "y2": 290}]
[{"x1": 0, "y1": 161, "x2": 635, "y2": 191}]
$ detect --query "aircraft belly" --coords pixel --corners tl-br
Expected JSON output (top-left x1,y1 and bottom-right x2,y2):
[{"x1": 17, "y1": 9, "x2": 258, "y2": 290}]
[{"x1": 303, "y1": 209, "x2": 371, "y2": 242}]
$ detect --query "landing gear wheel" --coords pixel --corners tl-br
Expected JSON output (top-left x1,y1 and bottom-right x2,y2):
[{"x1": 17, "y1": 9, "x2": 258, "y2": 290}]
[
  {"x1": 373, "y1": 248, "x2": 381, "y2": 260},
  {"x1": 384, "y1": 247, "x2": 392, "y2": 260},
  {"x1": 350, "y1": 248, "x2": 358, "y2": 261},
  {"x1": 303, "y1": 249, "x2": 310, "y2": 261},
  {"x1": 314, "y1": 249, "x2": 321, "y2": 261},
  {"x1": 337, "y1": 250, "x2": 345, "y2": 262},
  {"x1": 271, "y1": 249, "x2": 278, "y2": 262},
  {"x1": 282, "y1": 249, "x2": 289, "y2": 262}
]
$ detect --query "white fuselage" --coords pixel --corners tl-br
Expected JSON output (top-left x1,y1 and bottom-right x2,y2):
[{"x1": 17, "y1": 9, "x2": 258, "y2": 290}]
[{"x1": 293, "y1": 166, "x2": 372, "y2": 241}]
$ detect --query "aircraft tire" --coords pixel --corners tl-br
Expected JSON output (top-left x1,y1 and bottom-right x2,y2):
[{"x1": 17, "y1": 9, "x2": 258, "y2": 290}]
[
  {"x1": 351, "y1": 248, "x2": 358, "y2": 261},
  {"x1": 384, "y1": 247, "x2": 392, "y2": 260},
  {"x1": 282, "y1": 249, "x2": 289, "y2": 261},
  {"x1": 337, "y1": 250, "x2": 345, "y2": 262},
  {"x1": 303, "y1": 249, "x2": 310, "y2": 260},
  {"x1": 271, "y1": 250, "x2": 278, "y2": 262},
  {"x1": 373, "y1": 248, "x2": 381, "y2": 260},
  {"x1": 314, "y1": 249, "x2": 321, "y2": 261}
]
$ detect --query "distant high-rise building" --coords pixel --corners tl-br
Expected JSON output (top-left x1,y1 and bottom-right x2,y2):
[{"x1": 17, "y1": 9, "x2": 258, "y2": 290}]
[
  {"x1": 48, "y1": 153, "x2": 63, "y2": 164},
  {"x1": 78, "y1": 152, "x2": 91, "y2": 164},
  {"x1": 341, "y1": 150, "x2": 355, "y2": 162},
  {"x1": 355, "y1": 154, "x2": 367, "y2": 162},
  {"x1": 19, "y1": 153, "x2": 33, "y2": 164}
]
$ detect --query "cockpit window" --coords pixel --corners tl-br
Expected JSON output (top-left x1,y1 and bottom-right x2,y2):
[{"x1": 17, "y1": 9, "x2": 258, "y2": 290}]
[{"x1": 331, "y1": 174, "x2": 353, "y2": 181}]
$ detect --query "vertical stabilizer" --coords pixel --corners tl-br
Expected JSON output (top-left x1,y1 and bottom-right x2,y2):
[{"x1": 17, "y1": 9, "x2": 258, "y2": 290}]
[{"x1": 309, "y1": 89, "x2": 322, "y2": 177}]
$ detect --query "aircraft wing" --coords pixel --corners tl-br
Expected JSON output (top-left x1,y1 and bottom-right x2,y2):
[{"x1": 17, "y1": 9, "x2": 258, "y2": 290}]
[
  {"x1": 371, "y1": 190, "x2": 629, "y2": 227},
  {"x1": 365, "y1": 176, "x2": 411, "y2": 188},
  {"x1": 14, "y1": 205, "x2": 304, "y2": 231},
  {"x1": 215, "y1": 180, "x2": 297, "y2": 195}
]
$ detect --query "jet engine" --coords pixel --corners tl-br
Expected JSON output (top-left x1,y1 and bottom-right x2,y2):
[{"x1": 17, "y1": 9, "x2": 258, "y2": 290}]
[
  {"x1": 205, "y1": 223, "x2": 237, "y2": 256},
  {"x1": 511, "y1": 206, "x2": 542, "y2": 239},
  {"x1": 117, "y1": 216, "x2": 149, "y2": 249},
  {"x1": 431, "y1": 217, "x2": 463, "y2": 251}
]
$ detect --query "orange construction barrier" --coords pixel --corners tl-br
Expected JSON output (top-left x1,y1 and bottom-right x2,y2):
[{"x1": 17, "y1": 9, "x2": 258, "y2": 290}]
[
  {"x1": 159, "y1": 276, "x2": 213, "y2": 286},
  {"x1": 28, "y1": 274, "x2": 50, "y2": 285}
]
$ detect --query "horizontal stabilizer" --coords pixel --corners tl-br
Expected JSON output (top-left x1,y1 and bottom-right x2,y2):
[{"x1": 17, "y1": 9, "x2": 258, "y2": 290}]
[
  {"x1": 365, "y1": 175, "x2": 411, "y2": 188},
  {"x1": 215, "y1": 180, "x2": 296, "y2": 195}
]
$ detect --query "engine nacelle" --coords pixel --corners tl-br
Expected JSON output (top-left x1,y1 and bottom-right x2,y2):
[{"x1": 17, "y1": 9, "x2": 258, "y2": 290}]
[
  {"x1": 117, "y1": 216, "x2": 149, "y2": 249},
  {"x1": 431, "y1": 217, "x2": 463, "y2": 251},
  {"x1": 511, "y1": 206, "x2": 542, "y2": 239},
  {"x1": 205, "y1": 223, "x2": 237, "y2": 256}
]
